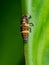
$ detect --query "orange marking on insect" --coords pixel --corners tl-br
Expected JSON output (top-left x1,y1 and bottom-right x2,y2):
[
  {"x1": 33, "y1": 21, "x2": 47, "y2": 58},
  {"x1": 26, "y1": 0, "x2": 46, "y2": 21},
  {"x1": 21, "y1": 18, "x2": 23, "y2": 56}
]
[
  {"x1": 22, "y1": 22, "x2": 26, "y2": 23},
  {"x1": 20, "y1": 23, "x2": 29, "y2": 27},
  {"x1": 21, "y1": 30, "x2": 29, "y2": 33},
  {"x1": 25, "y1": 23, "x2": 29, "y2": 26}
]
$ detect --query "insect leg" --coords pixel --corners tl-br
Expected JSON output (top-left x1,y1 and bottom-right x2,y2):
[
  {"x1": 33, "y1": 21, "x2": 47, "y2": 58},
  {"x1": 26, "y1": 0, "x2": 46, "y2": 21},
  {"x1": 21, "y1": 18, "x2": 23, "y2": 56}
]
[
  {"x1": 29, "y1": 27, "x2": 31, "y2": 32},
  {"x1": 29, "y1": 23, "x2": 34, "y2": 26},
  {"x1": 28, "y1": 16, "x2": 32, "y2": 19}
]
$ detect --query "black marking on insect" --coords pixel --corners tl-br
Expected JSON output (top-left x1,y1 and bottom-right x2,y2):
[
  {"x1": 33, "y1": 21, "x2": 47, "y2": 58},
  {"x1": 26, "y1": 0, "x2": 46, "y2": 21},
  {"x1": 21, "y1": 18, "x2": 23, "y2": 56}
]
[{"x1": 20, "y1": 15, "x2": 34, "y2": 43}]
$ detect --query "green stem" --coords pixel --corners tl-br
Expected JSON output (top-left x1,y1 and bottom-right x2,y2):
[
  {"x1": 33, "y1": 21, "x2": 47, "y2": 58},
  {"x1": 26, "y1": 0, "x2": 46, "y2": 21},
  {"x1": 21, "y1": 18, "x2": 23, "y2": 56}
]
[{"x1": 22, "y1": 0, "x2": 49, "y2": 65}]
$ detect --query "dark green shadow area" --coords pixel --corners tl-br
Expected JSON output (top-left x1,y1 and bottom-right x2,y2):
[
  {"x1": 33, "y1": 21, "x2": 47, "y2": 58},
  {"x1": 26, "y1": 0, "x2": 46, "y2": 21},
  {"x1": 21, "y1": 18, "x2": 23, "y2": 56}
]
[{"x1": 0, "y1": 0, "x2": 25, "y2": 65}]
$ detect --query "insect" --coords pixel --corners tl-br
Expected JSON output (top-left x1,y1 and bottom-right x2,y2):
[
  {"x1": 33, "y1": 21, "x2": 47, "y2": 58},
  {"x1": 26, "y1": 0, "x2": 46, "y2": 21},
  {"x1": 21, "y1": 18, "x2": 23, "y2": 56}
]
[{"x1": 20, "y1": 15, "x2": 34, "y2": 43}]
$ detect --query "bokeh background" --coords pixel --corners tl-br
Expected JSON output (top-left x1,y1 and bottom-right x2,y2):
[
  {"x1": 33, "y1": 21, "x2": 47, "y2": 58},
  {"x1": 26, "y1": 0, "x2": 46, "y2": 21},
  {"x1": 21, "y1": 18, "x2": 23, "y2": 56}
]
[
  {"x1": 0, "y1": 0, "x2": 49, "y2": 65},
  {"x1": 0, "y1": 0, "x2": 25, "y2": 65}
]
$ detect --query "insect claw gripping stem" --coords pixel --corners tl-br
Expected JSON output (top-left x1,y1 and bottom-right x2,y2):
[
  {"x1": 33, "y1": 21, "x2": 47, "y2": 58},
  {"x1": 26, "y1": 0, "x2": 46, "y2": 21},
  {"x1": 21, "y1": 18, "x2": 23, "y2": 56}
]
[
  {"x1": 28, "y1": 15, "x2": 32, "y2": 19},
  {"x1": 29, "y1": 27, "x2": 31, "y2": 32},
  {"x1": 20, "y1": 15, "x2": 34, "y2": 43},
  {"x1": 29, "y1": 23, "x2": 34, "y2": 26}
]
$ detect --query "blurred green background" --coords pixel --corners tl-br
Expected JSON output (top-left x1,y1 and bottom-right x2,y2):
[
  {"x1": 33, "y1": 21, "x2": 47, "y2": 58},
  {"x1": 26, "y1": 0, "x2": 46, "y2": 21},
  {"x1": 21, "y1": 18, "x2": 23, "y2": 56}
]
[
  {"x1": 0, "y1": 0, "x2": 25, "y2": 65},
  {"x1": 0, "y1": 0, "x2": 49, "y2": 65}
]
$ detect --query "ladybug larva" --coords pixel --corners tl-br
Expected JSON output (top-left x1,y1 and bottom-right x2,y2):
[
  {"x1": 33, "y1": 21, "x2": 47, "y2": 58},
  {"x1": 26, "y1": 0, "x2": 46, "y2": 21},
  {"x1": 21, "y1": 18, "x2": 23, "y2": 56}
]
[{"x1": 20, "y1": 15, "x2": 34, "y2": 43}]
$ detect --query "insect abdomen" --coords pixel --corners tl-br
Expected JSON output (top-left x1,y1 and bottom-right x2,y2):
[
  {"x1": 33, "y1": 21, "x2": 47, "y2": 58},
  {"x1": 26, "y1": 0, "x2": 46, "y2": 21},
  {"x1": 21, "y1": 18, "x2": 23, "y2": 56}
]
[{"x1": 21, "y1": 25, "x2": 29, "y2": 42}]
